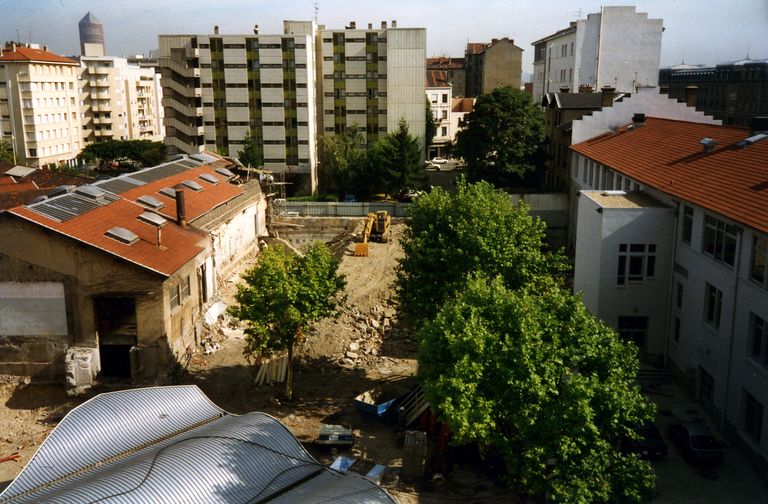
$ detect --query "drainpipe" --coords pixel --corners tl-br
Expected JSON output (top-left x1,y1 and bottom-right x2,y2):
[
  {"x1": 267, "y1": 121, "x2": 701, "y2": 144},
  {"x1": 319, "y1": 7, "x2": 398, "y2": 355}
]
[{"x1": 720, "y1": 231, "x2": 743, "y2": 432}]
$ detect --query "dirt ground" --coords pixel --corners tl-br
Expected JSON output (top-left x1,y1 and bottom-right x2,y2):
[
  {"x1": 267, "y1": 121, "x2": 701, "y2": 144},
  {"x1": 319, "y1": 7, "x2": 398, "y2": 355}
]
[{"x1": 0, "y1": 222, "x2": 514, "y2": 502}]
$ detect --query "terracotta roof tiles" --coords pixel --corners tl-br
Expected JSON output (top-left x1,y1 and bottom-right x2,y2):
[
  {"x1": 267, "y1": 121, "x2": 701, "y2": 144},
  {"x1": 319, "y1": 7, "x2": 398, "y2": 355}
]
[
  {"x1": 0, "y1": 45, "x2": 77, "y2": 65},
  {"x1": 571, "y1": 117, "x2": 768, "y2": 234}
]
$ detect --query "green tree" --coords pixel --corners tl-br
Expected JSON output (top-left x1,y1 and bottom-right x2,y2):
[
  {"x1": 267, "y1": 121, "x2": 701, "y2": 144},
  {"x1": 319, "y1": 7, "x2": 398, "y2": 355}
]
[
  {"x1": 318, "y1": 126, "x2": 367, "y2": 197},
  {"x1": 0, "y1": 140, "x2": 15, "y2": 164},
  {"x1": 238, "y1": 130, "x2": 263, "y2": 168},
  {"x1": 454, "y1": 86, "x2": 544, "y2": 184},
  {"x1": 397, "y1": 179, "x2": 567, "y2": 322},
  {"x1": 228, "y1": 242, "x2": 346, "y2": 400},
  {"x1": 424, "y1": 97, "x2": 437, "y2": 157},
  {"x1": 418, "y1": 274, "x2": 655, "y2": 502},
  {"x1": 79, "y1": 139, "x2": 166, "y2": 169},
  {"x1": 368, "y1": 119, "x2": 426, "y2": 197}
]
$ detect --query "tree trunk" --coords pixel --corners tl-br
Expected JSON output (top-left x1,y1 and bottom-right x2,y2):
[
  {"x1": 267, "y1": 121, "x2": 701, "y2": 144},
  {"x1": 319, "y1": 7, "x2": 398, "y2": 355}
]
[{"x1": 285, "y1": 341, "x2": 294, "y2": 401}]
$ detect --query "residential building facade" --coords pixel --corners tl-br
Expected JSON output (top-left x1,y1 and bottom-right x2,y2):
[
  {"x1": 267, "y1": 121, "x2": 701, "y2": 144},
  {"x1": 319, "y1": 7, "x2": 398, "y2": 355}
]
[
  {"x1": 426, "y1": 70, "x2": 452, "y2": 158},
  {"x1": 571, "y1": 116, "x2": 768, "y2": 465},
  {"x1": 465, "y1": 38, "x2": 522, "y2": 97},
  {"x1": 532, "y1": 6, "x2": 663, "y2": 103},
  {"x1": 79, "y1": 56, "x2": 164, "y2": 144},
  {"x1": 659, "y1": 58, "x2": 768, "y2": 127},
  {"x1": 427, "y1": 56, "x2": 465, "y2": 97},
  {"x1": 0, "y1": 43, "x2": 82, "y2": 168}
]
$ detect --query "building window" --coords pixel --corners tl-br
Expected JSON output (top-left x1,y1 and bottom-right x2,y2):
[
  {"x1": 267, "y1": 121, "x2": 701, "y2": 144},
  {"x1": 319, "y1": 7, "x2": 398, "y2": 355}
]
[
  {"x1": 673, "y1": 316, "x2": 681, "y2": 345},
  {"x1": 699, "y1": 367, "x2": 714, "y2": 405},
  {"x1": 682, "y1": 205, "x2": 693, "y2": 243},
  {"x1": 170, "y1": 285, "x2": 180, "y2": 310},
  {"x1": 676, "y1": 281, "x2": 684, "y2": 309},
  {"x1": 704, "y1": 282, "x2": 723, "y2": 329},
  {"x1": 181, "y1": 276, "x2": 191, "y2": 299},
  {"x1": 744, "y1": 391, "x2": 764, "y2": 443},
  {"x1": 750, "y1": 236, "x2": 768, "y2": 287},
  {"x1": 617, "y1": 316, "x2": 648, "y2": 349},
  {"x1": 617, "y1": 243, "x2": 656, "y2": 285},
  {"x1": 749, "y1": 313, "x2": 768, "y2": 365},
  {"x1": 702, "y1": 214, "x2": 738, "y2": 266}
]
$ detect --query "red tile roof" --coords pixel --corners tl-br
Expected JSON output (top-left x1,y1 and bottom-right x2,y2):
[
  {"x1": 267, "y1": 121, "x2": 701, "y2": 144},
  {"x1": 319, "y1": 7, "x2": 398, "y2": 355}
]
[
  {"x1": 571, "y1": 117, "x2": 768, "y2": 233},
  {"x1": 426, "y1": 70, "x2": 450, "y2": 88},
  {"x1": 465, "y1": 43, "x2": 486, "y2": 55},
  {"x1": 451, "y1": 97, "x2": 474, "y2": 113},
  {"x1": 121, "y1": 163, "x2": 243, "y2": 222},
  {"x1": 0, "y1": 45, "x2": 77, "y2": 65},
  {"x1": 9, "y1": 200, "x2": 206, "y2": 276},
  {"x1": 427, "y1": 57, "x2": 464, "y2": 69},
  {"x1": 1, "y1": 167, "x2": 90, "y2": 188}
]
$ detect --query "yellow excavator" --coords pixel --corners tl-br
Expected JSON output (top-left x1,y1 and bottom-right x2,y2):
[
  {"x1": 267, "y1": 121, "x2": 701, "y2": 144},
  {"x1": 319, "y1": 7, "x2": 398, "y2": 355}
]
[{"x1": 354, "y1": 211, "x2": 391, "y2": 256}]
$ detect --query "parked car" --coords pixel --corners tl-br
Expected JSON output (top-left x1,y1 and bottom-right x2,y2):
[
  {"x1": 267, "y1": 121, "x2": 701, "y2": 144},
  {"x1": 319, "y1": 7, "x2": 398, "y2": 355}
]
[
  {"x1": 668, "y1": 422, "x2": 723, "y2": 465},
  {"x1": 622, "y1": 421, "x2": 668, "y2": 459},
  {"x1": 431, "y1": 157, "x2": 448, "y2": 164}
]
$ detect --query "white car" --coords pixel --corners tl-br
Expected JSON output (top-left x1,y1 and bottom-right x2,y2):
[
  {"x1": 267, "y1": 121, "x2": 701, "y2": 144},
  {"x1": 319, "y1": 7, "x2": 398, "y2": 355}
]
[{"x1": 431, "y1": 157, "x2": 448, "y2": 164}]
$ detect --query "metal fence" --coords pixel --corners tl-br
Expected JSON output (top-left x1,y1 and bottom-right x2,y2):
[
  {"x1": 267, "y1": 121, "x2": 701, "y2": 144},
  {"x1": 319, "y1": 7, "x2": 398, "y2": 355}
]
[{"x1": 274, "y1": 200, "x2": 411, "y2": 217}]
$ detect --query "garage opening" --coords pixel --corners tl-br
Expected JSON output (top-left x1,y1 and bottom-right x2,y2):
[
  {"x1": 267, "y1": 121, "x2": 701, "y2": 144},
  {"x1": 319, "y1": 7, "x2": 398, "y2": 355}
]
[{"x1": 94, "y1": 297, "x2": 137, "y2": 378}]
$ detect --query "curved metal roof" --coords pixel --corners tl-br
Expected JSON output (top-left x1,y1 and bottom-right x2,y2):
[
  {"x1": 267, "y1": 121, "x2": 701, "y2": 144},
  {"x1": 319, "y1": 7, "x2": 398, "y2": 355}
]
[{"x1": 0, "y1": 386, "x2": 397, "y2": 504}]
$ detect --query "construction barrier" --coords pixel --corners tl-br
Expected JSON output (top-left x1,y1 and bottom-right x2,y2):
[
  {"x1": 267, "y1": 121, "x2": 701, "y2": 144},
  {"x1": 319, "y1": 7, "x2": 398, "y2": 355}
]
[{"x1": 273, "y1": 201, "x2": 411, "y2": 218}]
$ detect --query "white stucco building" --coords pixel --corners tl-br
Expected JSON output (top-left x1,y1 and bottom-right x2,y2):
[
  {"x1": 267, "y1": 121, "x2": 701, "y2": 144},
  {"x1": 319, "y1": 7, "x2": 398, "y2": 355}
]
[
  {"x1": 532, "y1": 6, "x2": 663, "y2": 102},
  {"x1": 571, "y1": 114, "x2": 768, "y2": 465}
]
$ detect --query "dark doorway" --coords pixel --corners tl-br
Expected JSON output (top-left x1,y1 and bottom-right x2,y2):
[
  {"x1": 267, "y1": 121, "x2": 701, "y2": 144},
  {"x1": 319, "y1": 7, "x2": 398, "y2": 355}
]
[
  {"x1": 618, "y1": 316, "x2": 649, "y2": 357},
  {"x1": 94, "y1": 297, "x2": 137, "y2": 378}
]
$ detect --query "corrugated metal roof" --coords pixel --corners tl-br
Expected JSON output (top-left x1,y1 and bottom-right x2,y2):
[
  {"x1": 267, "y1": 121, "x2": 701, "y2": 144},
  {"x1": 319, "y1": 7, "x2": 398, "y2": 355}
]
[{"x1": 0, "y1": 386, "x2": 397, "y2": 504}]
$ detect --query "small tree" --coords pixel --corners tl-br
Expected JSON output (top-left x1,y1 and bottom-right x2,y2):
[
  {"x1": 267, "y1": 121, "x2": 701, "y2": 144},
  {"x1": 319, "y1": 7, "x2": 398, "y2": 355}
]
[
  {"x1": 425, "y1": 97, "x2": 437, "y2": 157},
  {"x1": 228, "y1": 242, "x2": 346, "y2": 400},
  {"x1": 79, "y1": 139, "x2": 166, "y2": 169},
  {"x1": 397, "y1": 179, "x2": 567, "y2": 322},
  {"x1": 318, "y1": 126, "x2": 367, "y2": 197},
  {"x1": 454, "y1": 86, "x2": 544, "y2": 184},
  {"x1": 368, "y1": 118, "x2": 426, "y2": 197},
  {"x1": 238, "y1": 130, "x2": 263, "y2": 168},
  {"x1": 418, "y1": 274, "x2": 655, "y2": 502},
  {"x1": 0, "y1": 140, "x2": 15, "y2": 164}
]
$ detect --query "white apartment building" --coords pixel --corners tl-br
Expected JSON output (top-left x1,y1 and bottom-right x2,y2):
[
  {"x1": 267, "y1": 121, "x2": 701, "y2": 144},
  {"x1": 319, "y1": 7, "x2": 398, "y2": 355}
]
[
  {"x1": 532, "y1": 6, "x2": 663, "y2": 102},
  {"x1": 426, "y1": 70, "x2": 452, "y2": 158},
  {"x1": 0, "y1": 43, "x2": 82, "y2": 168},
  {"x1": 79, "y1": 56, "x2": 164, "y2": 144},
  {"x1": 571, "y1": 114, "x2": 768, "y2": 464},
  {"x1": 319, "y1": 21, "x2": 426, "y2": 149},
  {"x1": 158, "y1": 22, "x2": 319, "y2": 192}
]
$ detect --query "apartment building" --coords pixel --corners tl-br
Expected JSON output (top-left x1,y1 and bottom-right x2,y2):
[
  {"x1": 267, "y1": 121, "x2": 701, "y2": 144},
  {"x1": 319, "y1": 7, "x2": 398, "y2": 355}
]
[
  {"x1": 532, "y1": 6, "x2": 663, "y2": 103},
  {"x1": 0, "y1": 43, "x2": 82, "y2": 168},
  {"x1": 318, "y1": 21, "x2": 426, "y2": 149},
  {"x1": 570, "y1": 115, "x2": 768, "y2": 465},
  {"x1": 427, "y1": 56, "x2": 465, "y2": 97},
  {"x1": 465, "y1": 38, "x2": 523, "y2": 97},
  {"x1": 79, "y1": 56, "x2": 164, "y2": 144},
  {"x1": 659, "y1": 58, "x2": 768, "y2": 127},
  {"x1": 426, "y1": 70, "x2": 451, "y2": 158},
  {"x1": 158, "y1": 22, "x2": 319, "y2": 192}
]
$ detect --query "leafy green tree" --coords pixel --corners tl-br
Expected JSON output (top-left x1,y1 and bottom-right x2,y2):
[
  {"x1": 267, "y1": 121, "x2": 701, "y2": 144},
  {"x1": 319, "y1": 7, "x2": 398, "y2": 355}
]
[
  {"x1": 228, "y1": 242, "x2": 346, "y2": 400},
  {"x1": 397, "y1": 179, "x2": 567, "y2": 322},
  {"x1": 0, "y1": 140, "x2": 15, "y2": 164},
  {"x1": 424, "y1": 97, "x2": 437, "y2": 157},
  {"x1": 318, "y1": 126, "x2": 367, "y2": 197},
  {"x1": 368, "y1": 119, "x2": 426, "y2": 197},
  {"x1": 79, "y1": 139, "x2": 166, "y2": 169},
  {"x1": 454, "y1": 86, "x2": 544, "y2": 184},
  {"x1": 418, "y1": 274, "x2": 655, "y2": 503},
  {"x1": 238, "y1": 130, "x2": 263, "y2": 168}
]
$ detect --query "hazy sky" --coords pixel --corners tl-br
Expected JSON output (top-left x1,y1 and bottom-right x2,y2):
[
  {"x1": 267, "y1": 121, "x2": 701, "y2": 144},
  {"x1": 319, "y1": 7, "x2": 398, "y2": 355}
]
[{"x1": 1, "y1": 0, "x2": 766, "y2": 74}]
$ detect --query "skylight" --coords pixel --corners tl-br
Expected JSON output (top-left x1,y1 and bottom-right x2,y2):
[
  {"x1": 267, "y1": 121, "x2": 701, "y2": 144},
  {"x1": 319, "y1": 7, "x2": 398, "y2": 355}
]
[
  {"x1": 199, "y1": 173, "x2": 220, "y2": 185},
  {"x1": 215, "y1": 167, "x2": 235, "y2": 179},
  {"x1": 181, "y1": 180, "x2": 204, "y2": 192},
  {"x1": 159, "y1": 187, "x2": 177, "y2": 199},
  {"x1": 137, "y1": 195, "x2": 165, "y2": 210},
  {"x1": 138, "y1": 212, "x2": 167, "y2": 227},
  {"x1": 74, "y1": 185, "x2": 107, "y2": 200},
  {"x1": 105, "y1": 227, "x2": 139, "y2": 245}
]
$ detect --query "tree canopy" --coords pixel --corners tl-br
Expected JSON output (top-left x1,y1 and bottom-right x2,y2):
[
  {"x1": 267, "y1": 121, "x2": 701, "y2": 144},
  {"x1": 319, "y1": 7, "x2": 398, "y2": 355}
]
[
  {"x1": 418, "y1": 274, "x2": 655, "y2": 502},
  {"x1": 79, "y1": 139, "x2": 166, "y2": 170},
  {"x1": 237, "y1": 130, "x2": 263, "y2": 168},
  {"x1": 454, "y1": 86, "x2": 544, "y2": 184},
  {"x1": 227, "y1": 242, "x2": 346, "y2": 399},
  {"x1": 368, "y1": 119, "x2": 426, "y2": 197},
  {"x1": 396, "y1": 179, "x2": 567, "y2": 322},
  {"x1": 0, "y1": 140, "x2": 14, "y2": 164},
  {"x1": 318, "y1": 126, "x2": 367, "y2": 197}
]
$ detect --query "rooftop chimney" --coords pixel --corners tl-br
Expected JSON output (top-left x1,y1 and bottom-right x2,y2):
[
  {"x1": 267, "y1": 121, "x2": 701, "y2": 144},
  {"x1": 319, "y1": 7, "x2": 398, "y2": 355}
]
[
  {"x1": 601, "y1": 85, "x2": 616, "y2": 108},
  {"x1": 685, "y1": 85, "x2": 698, "y2": 108},
  {"x1": 578, "y1": 84, "x2": 593, "y2": 93},
  {"x1": 699, "y1": 137, "x2": 716, "y2": 153},
  {"x1": 391, "y1": 20, "x2": 397, "y2": 28},
  {"x1": 214, "y1": 25, "x2": 219, "y2": 35},
  {"x1": 381, "y1": 21, "x2": 387, "y2": 29},
  {"x1": 492, "y1": 38, "x2": 499, "y2": 44},
  {"x1": 659, "y1": 84, "x2": 670, "y2": 95},
  {"x1": 43, "y1": 45, "x2": 47, "y2": 52},
  {"x1": 175, "y1": 187, "x2": 187, "y2": 227},
  {"x1": 632, "y1": 113, "x2": 646, "y2": 128},
  {"x1": 750, "y1": 116, "x2": 768, "y2": 134},
  {"x1": 559, "y1": 86, "x2": 570, "y2": 93},
  {"x1": 254, "y1": 24, "x2": 259, "y2": 35},
  {"x1": 11, "y1": 42, "x2": 17, "y2": 52},
  {"x1": 349, "y1": 21, "x2": 356, "y2": 29},
  {"x1": 368, "y1": 22, "x2": 373, "y2": 29}
]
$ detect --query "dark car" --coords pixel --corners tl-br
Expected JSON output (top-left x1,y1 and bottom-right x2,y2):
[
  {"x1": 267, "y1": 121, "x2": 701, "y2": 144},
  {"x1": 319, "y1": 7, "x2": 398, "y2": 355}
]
[
  {"x1": 668, "y1": 422, "x2": 723, "y2": 465},
  {"x1": 622, "y1": 421, "x2": 668, "y2": 459}
]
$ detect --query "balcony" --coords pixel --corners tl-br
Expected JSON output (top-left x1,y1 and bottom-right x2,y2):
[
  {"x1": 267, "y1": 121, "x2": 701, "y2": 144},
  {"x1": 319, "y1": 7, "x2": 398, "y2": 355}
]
[
  {"x1": 167, "y1": 77, "x2": 201, "y2": 98},
  {"x1": 164, "y1": 115, "x2": 203, "y2": 137},
  {"x1": 162, "y1": 96, "x2": 203, "y2": 117}
]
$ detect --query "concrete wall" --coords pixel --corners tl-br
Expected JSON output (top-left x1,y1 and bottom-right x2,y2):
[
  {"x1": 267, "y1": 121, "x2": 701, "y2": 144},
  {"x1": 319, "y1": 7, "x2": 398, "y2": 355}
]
[
  {"x1": 482, "y1": 40, "x2": 523, "y2": 92},
  {"x1": 387, "y1": 28, "x2": 427, "y2": 152}
]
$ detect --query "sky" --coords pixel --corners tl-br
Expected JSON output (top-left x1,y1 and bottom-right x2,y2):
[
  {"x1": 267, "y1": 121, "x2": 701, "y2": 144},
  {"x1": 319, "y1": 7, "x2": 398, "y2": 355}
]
[{"x1": 1, "y1": 0, "x2": 766, "y2": 76}]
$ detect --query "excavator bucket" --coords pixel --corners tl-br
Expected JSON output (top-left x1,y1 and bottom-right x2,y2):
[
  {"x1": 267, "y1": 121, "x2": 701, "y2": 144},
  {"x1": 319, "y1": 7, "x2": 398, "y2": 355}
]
[{"x1": 354, "y1": 242, "x2": 369, "y2": 256}]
